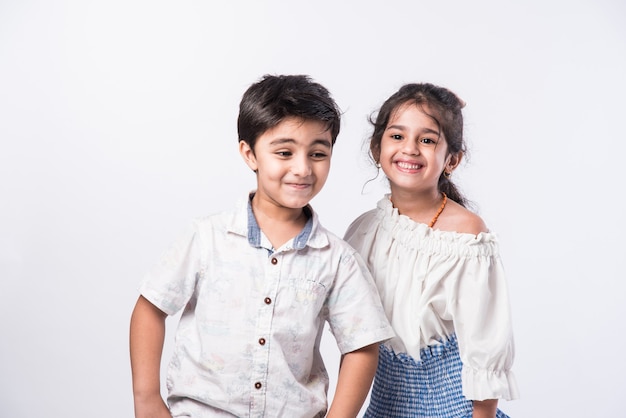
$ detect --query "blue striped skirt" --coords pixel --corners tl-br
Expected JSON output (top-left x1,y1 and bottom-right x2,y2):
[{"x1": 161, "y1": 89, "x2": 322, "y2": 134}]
[{"x1": 364, "y1": 334, "x2": 510, "y2": 418}]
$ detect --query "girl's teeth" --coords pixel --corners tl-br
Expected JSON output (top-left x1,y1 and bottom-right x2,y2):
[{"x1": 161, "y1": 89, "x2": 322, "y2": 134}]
[{"x1": 398, "y1": 162, "x2": 420, "y2": 169}]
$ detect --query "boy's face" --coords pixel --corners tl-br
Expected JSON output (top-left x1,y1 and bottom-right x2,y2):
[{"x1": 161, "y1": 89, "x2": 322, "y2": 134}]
[{"x1": 239, "y1": 117, "x2": 332, "y2": 214}]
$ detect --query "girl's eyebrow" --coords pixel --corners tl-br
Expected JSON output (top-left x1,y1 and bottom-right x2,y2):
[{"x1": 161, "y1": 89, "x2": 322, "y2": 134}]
[{"x1": 386, "y1": 124, "x2": 440, "y2": 136}]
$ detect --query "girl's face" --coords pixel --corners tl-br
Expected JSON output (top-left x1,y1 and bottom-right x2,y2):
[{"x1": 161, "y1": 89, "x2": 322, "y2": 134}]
[{"x1": 379, "y1": 103, "x2": 452, "y2": 195}]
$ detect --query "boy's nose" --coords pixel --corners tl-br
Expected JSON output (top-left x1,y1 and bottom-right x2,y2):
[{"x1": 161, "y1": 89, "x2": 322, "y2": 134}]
[{"x1": 291, "y1": 156, "x2": 312, "y2": 176}]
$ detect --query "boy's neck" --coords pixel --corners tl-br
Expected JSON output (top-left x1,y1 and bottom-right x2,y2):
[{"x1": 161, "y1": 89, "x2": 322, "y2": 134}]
[{"x1": 251, "y1": 196, "x2": 308, "y2": 249}]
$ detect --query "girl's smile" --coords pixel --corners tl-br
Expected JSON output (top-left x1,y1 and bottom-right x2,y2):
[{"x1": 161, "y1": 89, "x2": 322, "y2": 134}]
[
  {"x1": 395, "y1": 160, "x2": 424, "y2": 172},
  {"x1": 379, "y1": 103, "x2": 450, "y2": 195}
]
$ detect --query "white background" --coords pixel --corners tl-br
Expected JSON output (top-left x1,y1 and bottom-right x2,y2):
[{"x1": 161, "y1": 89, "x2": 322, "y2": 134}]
[{"x1": 1, "y1": 0, "x2": 625, "y2": 417}]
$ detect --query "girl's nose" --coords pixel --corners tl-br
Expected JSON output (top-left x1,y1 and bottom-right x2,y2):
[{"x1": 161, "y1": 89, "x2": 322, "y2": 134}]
[{"x1": 402, "y1": 140, "x2": 420, "y2": 156}]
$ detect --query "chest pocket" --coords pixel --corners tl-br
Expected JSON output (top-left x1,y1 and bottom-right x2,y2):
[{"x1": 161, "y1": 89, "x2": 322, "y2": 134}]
[{"x1": 275, "y1": 253, "x2": 332, "y2": 314}]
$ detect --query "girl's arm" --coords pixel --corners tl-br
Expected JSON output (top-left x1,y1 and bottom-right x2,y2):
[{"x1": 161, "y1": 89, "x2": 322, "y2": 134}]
[
  {"x1": 129, "y1": 295, "x2": 172, "y2": 418},
  {"x1": 326, "y1": 343, "x2": 379, "y2": 418},
  {"x1": 473, "y1": 399, "x2": 498, "y2": 418}
]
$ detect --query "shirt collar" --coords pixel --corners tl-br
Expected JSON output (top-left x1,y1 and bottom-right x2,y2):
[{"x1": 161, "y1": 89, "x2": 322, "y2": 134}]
[{"x1": 227, "y1": 192, "x2": 327, "y2": 250}]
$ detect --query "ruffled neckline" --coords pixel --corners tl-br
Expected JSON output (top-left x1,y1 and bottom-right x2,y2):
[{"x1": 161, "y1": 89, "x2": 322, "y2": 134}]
[{"x1": 375, "y1": 195, "x2": 500, "y2": 257}]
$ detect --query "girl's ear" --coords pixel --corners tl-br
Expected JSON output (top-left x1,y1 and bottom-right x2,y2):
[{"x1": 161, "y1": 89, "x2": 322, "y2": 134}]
[
  {"x1": 239, "y1": 140, "x2": 258, "y2": 172},
  {"x1": 370, "y1": 144, "x2": 381, "y2": 166},
  {"x1": 445, "y1": 152, "x2": 463, "y2": 173}
]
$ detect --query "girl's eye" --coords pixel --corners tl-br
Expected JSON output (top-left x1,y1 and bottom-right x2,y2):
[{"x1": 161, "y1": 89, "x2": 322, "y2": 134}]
[
  {"x1": 421, "y1": 138, "x2": 436, "y2": 144},
  {"x1": 391, "y1": 134, "x2": 403, "y2": 140}
]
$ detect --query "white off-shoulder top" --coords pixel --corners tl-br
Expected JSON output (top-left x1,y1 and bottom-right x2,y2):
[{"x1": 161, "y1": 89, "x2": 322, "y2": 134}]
[{"x1": 344, "y1": 195, "x2": 519, "y2": 401}]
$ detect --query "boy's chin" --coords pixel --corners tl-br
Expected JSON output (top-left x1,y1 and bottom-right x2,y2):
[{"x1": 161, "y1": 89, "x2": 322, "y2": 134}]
[
  {"x1": 279, "y1": 195, "x2": 318, "y2": 209},
  {"x1": 281, "y1": 199, "x2": 313, "y2": 210}
]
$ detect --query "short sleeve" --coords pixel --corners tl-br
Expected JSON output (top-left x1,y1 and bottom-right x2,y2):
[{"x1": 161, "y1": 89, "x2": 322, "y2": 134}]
[
  {"x1": 139, "y1": 220, "x2": 204, "y2": 316},
  {"x1": 325, "y1": 249, "x2": 395, "y2": 354},
  {"x1": 448, "y1": 252, "x2": 520, "y2": 401}
]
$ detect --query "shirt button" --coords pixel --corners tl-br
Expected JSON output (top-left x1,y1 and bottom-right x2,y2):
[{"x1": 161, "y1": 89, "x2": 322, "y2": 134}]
[
  {"x1": 258, "y1": 338, "x2": 266, "y2": 345},
  {"x1": 255, "y1": 382, "x2": 262, "y2": 389},
  {"x1": 264, "y1": 297, "x2": 272, "y2": 305},
  {"x1": 271, "y1": 257, "x2": 278, "y2": 265}
]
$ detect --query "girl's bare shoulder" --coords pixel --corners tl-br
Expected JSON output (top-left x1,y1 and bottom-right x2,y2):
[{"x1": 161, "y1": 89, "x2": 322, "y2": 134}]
[{"x1": 439, "y1": 199, "x2": 488, "y2": 235}]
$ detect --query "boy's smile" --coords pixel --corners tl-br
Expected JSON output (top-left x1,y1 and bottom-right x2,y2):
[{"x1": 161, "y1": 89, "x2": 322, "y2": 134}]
[{"x1": 239, "y1": 117, "x2": 332, "y2": 219}]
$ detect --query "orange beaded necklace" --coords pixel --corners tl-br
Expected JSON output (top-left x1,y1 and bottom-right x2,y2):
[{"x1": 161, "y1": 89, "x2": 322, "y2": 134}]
[
  {"x1": 428, "y1": 192, "x2": 447, "y2": 228},
  {"x1": 389, "y1": 192, "x2": 448, "y2": 228}
]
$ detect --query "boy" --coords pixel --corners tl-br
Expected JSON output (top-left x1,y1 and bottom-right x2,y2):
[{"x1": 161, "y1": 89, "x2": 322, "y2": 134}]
[{"x1": 129, "y1": 74, "x2": 394, "y2": 418}]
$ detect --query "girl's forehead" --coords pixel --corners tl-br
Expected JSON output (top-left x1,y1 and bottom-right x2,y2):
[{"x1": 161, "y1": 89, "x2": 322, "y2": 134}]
[{"x1": 388, "y1": 102, "x2": 439, "y2": 127}]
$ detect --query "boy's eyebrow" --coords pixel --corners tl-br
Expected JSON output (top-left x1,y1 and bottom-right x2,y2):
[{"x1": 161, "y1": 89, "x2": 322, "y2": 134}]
[
  {"x1": 269, "y1": 138, "x2": 294, "y2": 146},
  {"x1": 269, "y1": 138, "x2": 332, "y2": 148},
  {"x1": 312, "y1": 138, "x2": 332, "y2": 148}
]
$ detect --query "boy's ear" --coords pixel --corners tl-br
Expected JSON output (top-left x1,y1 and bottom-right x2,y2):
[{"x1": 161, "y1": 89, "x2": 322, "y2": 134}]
[{"x1": 239, "y1": 140, "x2": 258, "y2": 172}]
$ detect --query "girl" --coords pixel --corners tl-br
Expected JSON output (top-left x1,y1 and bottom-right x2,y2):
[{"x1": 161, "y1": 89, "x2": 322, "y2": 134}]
[{"x1": 344, "y1": 83, "x2": 519, "y2": 418}]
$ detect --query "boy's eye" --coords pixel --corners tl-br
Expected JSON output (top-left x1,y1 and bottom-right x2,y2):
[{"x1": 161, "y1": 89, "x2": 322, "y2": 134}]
[
  {"x1": 310, "y1": 152, "x2": 328, "y2": 159},
  {"x1": 276, "y1": 151, "x2": 292, "y2": 157}
]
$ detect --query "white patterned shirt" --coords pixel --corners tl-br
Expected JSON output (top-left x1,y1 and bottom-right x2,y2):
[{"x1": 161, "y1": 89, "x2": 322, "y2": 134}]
[{"x1": 139, "y1": 193, "x2": 394, "y2": 417}]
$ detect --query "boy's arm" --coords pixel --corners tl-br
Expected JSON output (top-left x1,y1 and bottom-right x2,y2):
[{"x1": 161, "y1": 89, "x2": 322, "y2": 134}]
[
  {"x1": 129, "y1": 295, "x2": 172, "y2": 418},
  {"x1": 326, "y1": 343, "x2": 379, "y2": 418}
]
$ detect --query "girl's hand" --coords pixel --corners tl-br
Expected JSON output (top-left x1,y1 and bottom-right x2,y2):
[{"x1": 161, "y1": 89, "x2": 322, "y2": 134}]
[{"x1": 472, "y1": 399, "x2": 498, "y2": 418}]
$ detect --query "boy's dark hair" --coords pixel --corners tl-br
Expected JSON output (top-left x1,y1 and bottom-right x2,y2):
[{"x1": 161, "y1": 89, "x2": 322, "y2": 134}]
[{"x1": 237, "y1": 74, "x2": 341, "y2": 150}]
